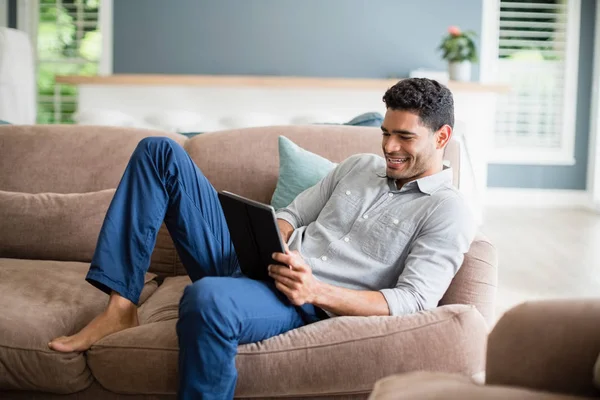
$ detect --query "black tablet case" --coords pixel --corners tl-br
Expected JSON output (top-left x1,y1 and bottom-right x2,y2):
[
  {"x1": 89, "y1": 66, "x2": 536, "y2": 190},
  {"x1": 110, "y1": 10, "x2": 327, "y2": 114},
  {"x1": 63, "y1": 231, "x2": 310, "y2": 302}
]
[{"x1": 218, "y1": 192, "x2": 285, "y2": 281}]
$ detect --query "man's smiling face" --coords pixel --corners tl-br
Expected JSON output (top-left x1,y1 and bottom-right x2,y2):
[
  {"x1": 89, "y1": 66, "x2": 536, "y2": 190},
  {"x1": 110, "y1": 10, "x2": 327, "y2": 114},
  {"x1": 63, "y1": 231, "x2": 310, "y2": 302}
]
[{"x1": 381, "y1": 109, "x2": 441, "y2": 188}]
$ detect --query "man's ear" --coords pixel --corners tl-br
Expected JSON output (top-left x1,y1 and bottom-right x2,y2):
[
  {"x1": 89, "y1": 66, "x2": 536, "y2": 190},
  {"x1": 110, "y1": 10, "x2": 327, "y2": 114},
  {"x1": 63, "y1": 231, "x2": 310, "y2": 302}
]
[{"x1": 435, "y1": 124, "x2": 452, "y2": 150}]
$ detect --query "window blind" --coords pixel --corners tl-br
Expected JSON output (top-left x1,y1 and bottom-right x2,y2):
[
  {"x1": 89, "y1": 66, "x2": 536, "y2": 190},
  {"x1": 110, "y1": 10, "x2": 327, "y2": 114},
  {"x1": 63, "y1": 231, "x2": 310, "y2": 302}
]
[{"x1": 494, "y1": 0, "x2": 576, "y2": 156}]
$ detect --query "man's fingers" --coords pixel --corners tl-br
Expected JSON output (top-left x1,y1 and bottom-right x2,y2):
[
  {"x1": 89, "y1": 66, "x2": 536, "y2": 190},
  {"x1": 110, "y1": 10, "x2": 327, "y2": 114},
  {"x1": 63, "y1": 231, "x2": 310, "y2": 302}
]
[
  {"x1": 271, "y1": 252, "x2": 309, "y2": 271},
  {"x1": 270, "y1": 273, "x2": 298, "y2": 289},
  {"x1": 269, "y1": 264, "x2": 301, "y2": 282},
  {"x1": 289, "y1": 261, "x2": 308, "y2": 272},
  {"x1": 272, "y1": 252, "x2": 293, "y2": 265},
  {"x1": 273, "y1": 281, "x2": 303, "y2": 306},
  {"x1": 274, "y1": 281, "x2": 293, "y2": 297}
]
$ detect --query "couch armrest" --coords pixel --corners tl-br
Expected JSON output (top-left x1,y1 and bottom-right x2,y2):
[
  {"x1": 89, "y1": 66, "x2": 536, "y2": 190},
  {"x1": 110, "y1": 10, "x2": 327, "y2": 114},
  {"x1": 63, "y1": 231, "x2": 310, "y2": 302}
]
[
  {"x1": 486, "y1": 299, "x2": 600, "y2": 398},
  {"x1": 439, "y1": 232, "x2": 498, "y2": 326}
]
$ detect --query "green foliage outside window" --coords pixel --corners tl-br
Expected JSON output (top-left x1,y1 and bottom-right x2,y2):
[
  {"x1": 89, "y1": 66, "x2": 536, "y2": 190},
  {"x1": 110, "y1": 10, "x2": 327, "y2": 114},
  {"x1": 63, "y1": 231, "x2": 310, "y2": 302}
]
[{"x1": 37, "y1": 0, "x2": 101, "y2": 124}]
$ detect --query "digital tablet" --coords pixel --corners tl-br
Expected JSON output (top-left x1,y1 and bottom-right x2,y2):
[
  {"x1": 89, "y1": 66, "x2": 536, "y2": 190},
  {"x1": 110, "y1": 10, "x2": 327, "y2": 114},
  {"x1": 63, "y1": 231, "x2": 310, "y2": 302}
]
[{"x1": 218, "y1": 191, "x2": 286, "y2": 281}]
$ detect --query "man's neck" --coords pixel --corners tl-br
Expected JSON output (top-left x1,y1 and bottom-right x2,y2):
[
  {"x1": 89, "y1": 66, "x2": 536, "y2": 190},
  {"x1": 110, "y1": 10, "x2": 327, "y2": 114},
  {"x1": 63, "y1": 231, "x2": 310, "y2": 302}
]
[{"x1": 395, "y1": 166, "x2": 444, "y2": 190}]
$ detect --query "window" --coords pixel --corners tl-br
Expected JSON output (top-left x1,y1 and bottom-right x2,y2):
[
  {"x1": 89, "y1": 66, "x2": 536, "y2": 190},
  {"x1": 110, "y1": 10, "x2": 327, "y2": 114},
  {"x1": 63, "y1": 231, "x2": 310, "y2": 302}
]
[
  {"x1": 487, "y1": 0, "x2": 580, "y2": 165},
  {"x1": 17, "y1": 0, "x2": 111, "y2": 123}
]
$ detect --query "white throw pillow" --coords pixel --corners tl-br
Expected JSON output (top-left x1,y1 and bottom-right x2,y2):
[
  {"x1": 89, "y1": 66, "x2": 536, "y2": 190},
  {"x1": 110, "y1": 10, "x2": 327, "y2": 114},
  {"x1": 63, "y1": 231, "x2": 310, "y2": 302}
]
[
  {"x1": 144, "y1": 110, "x2": 208, "y2": 133},
  {"x1": 290, "y1": 113, "x2": 347, "y2": 125},
  {"x1": 219, "y1": 113, "x2": 289, "y2": 129},
  {"x1": 73, "y1": 109, "x2": 148, "y2": 128}
]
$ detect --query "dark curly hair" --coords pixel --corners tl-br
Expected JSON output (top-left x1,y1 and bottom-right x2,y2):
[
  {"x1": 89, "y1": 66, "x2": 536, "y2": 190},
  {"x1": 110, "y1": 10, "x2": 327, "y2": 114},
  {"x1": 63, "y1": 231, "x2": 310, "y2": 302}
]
[{"x1": 382, "y1": 78, "x2": 454, "y2": 132}]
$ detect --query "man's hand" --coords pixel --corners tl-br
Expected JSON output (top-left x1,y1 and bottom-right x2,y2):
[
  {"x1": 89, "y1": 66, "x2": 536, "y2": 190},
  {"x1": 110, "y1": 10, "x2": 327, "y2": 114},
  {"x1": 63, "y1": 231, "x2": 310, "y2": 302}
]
[{"x1": 269, "y1": 251, "x2": 322, "y2": 306}]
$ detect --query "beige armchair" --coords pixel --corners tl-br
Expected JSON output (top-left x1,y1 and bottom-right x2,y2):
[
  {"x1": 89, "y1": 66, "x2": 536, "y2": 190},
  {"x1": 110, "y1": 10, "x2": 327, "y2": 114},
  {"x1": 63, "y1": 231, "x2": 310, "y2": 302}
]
[{"x1": 369, "y1": 299, "x2": 600, "y2": 399}]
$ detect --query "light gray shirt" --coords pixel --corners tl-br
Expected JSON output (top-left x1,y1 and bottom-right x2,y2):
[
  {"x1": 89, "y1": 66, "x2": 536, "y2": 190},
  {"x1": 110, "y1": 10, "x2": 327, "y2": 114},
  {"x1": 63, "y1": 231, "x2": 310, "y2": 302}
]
[{"x1": 275, "y1": 153, "x2": 476, "y2": 316}]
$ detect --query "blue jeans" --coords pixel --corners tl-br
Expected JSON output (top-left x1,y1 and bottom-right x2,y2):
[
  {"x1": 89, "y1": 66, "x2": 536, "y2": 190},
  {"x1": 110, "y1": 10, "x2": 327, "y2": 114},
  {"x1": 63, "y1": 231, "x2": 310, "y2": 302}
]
[{"x1": 86, "y1": 137, "x2": 326, "y2": 399}]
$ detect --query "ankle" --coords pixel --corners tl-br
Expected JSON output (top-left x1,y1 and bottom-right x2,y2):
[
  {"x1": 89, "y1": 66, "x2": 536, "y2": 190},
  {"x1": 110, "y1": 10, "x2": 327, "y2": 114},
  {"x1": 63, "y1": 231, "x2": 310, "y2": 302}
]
[{"x1": 107, "y1": 292, "x2": 137, "y2": 313}]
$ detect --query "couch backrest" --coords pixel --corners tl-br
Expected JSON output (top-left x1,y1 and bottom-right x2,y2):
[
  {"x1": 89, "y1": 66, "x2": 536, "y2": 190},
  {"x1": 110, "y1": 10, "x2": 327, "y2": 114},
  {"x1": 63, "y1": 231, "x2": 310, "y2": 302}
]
[
  {"x1": 0, "y1": 125, "x2": 186, "y2": 193},
  {"x1": 0, "y1": 124, "x2": 460, "y2": 195},
  {"x1": 184, "y1": 125, "x2": 460, "y2": 204}
]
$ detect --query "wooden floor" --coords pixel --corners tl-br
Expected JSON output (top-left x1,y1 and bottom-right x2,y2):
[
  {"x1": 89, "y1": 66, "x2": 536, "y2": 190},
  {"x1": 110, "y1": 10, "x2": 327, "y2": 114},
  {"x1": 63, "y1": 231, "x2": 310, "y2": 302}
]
[{"x1": 481, "y1": 207, "x2": 600, "y2": 321}]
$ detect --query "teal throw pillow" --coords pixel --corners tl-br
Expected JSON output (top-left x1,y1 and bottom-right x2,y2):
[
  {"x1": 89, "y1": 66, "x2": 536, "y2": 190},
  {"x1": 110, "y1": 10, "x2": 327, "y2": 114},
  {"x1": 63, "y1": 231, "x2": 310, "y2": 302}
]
[
  {"x1": 344, "y1": 112, "x2": 383, "y2": 127},
  {"x1": 0, "y1": 120, "x2": 11, "y2": 125},
  {"x1": 179, "y1": 132, "x2": 204, "y2": 138},
  {"x1": 271, "y1": 136, "x2": 337, "y2": 210}
]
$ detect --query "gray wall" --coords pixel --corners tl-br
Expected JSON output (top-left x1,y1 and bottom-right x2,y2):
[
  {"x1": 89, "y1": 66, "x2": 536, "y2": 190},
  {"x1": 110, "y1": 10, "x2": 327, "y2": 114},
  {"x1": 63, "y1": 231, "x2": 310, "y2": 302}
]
[
  {"x1": 112, "y1": 0, "x2": 594, "y2": 190},
  {"x1": 113, "y1": 0, "x2": 482, "y2": 80},
  {"x1": 487, "y1": 0, "x2": 595, "y2": 189}
]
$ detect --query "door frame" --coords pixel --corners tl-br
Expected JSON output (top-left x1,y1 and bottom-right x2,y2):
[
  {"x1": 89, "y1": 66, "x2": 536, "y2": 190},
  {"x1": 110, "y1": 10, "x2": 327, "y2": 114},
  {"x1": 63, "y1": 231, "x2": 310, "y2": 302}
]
[{"x1": 587, "y1": 1, "x2": 600, "y2": 210}]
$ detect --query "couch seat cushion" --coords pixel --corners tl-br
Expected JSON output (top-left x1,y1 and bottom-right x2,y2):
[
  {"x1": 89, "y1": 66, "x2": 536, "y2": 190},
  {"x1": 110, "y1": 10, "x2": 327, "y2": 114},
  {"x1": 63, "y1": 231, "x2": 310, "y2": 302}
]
[
  {"x1": 0, "y1": 258, "x2": 157, "y2": 393},
  {"x1": 88, "y1": 275, "x2": 487, "y2": 398}
]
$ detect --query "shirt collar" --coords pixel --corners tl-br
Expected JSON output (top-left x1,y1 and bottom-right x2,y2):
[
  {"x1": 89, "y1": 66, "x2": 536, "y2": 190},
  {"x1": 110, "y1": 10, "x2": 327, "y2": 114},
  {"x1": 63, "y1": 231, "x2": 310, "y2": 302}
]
[{"x1": 388, "y1": 167, "x2": 453, "y2": 195}]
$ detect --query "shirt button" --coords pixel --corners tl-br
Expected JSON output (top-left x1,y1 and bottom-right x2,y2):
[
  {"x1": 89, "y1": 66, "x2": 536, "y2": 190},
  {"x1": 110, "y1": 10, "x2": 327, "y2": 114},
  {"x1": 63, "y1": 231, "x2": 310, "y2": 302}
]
[
  {"x1": 388, "y1": 193, "x2": 394, "y2": 197},
  {"x1": 321, "y1": 256, "x2": 328, "y2": 261},
  {"x1": 393, "y1": 219, "x2": 399, "y2": 224},
  {"x1": 363, "y1": 214, "x2": 369, "y2": 219},
  {"x1": 345, "y1": 190, "x2": 351, "y2": 195},
  {"x1": 344, "y1": 237, "x2": 350, "y2": 242}
]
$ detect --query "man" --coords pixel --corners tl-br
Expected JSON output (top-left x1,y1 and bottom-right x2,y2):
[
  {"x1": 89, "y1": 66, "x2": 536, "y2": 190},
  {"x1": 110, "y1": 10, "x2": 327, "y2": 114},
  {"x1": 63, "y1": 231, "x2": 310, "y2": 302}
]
[{"x1": 48, "y1": 78, "x2": 475, "y2": 399}]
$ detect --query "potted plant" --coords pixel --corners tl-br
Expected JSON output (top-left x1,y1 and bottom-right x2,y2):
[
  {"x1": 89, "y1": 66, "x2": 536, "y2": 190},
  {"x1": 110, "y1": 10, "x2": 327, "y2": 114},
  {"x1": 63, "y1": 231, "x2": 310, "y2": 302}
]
[{"x1": 438, "y1": 26, "x2": 478, "y2": 82}]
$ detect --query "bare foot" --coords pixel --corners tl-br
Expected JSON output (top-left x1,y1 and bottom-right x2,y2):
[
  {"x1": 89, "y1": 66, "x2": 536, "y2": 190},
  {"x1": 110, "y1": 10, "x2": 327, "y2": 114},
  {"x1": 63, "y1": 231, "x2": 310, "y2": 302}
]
[{"x1": 48, "y1": 292, "x2": 139, "y2": 353}]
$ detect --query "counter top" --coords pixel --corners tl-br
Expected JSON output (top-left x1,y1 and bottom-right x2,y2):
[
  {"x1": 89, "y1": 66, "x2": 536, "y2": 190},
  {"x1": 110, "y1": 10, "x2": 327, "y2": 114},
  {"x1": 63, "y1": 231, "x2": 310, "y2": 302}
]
[{"x1": 55, "y1": 74, "x2": 510, "y2": 93}]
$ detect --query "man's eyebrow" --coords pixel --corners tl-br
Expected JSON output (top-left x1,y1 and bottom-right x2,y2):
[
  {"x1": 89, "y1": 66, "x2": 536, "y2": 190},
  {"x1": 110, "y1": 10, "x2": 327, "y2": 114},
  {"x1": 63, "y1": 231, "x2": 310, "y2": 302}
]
[{"x1": 381, "y1": 126, "x2": 418, "y2": 136}]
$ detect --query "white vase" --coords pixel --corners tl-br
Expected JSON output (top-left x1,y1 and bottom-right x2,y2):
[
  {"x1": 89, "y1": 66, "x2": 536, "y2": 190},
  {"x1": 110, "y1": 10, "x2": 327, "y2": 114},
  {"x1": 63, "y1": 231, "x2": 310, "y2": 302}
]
[{"x1": 448, "y1": 61, "x2": 472, "y2": 82}]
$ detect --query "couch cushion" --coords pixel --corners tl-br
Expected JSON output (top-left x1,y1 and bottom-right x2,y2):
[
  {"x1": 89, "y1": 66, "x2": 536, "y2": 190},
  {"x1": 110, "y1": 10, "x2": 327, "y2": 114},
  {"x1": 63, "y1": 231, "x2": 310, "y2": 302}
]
[
  {"x1": 88, "y1": 275, "x2": 487, "y2": 397},
  {"x1": 0, "y1": 258, "x2": 157, "y2": 393},
  {"x1": 368, "y1": 372, "x2": 584, "y2": 400},
  {"x1": 0, "y1": 189, "x2": 115, "y2": 262},
  {"x1": 137, "y1": 276, "x2": 190, "y2": 325},
  {"x1": 270, "y1": 136, "x2": 337, "y2": 210},
  {"x1": 148, "y1": 223, "x2": 187, "y2": 278},
  {"x1": 0, "y1": 125, "x2": 186, "y2": 193},
  {"x1": 595, "y1": 352, "x2": 600, "y2": 390},
  {"x1": 0, "y1": 188, "x2": 184, "y2": 277}
]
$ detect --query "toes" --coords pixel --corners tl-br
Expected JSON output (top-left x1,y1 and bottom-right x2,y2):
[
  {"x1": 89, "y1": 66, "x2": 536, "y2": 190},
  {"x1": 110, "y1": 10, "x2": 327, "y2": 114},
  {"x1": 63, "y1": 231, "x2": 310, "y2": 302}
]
[
  {"x1": 48, "y1": 336, "x2": 67, "y2": 346},
  {"x1": 50, "y1": 343, "x2": 68, "y2": 352},
  {"x1": 49, "y1": 340, "x2": 77, "y2": 353},
  {"x1": 48, "y1": 341, "x2": 61, "y2": 351},
  {"x1": 48, "y1": 336, "x2": 77, "y2": 351}
]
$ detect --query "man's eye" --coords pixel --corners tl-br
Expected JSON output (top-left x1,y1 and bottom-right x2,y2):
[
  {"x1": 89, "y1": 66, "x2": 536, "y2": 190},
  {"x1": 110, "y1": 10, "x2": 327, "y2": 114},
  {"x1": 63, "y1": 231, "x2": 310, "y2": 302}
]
[{"x1": 382, "y1": 132, "x2": 390, "y2": 136}]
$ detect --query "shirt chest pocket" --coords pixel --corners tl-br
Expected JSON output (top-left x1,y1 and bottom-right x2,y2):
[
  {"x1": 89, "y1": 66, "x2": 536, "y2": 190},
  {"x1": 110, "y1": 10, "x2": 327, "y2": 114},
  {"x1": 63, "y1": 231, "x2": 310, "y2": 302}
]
[
  {"x1": 362, "y1": 212, "x2": 416, "y2": 264},
  {"x1": 317, "y1": 186, "x2": 362, "y2": 236}
]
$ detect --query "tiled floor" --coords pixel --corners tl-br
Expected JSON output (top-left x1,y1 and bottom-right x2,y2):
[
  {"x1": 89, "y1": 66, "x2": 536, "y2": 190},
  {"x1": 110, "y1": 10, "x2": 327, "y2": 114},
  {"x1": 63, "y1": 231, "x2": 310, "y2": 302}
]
[{"x1": 481, "y1": 207, "x2": 600, "y2": 322}]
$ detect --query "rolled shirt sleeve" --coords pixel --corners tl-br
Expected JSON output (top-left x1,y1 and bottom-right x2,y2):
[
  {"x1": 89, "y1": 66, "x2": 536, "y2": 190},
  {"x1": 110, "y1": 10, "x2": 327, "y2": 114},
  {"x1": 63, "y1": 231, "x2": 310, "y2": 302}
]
[{"x1": 379, "y1": 194, "x2": 476, "y2": 316}]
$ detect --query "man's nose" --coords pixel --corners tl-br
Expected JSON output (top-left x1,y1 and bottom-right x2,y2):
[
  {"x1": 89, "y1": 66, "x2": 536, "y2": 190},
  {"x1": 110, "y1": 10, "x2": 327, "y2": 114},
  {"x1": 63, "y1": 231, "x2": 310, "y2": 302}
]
[{"x1": 385, "y1": 137, "x2": 402, "y2": 153}]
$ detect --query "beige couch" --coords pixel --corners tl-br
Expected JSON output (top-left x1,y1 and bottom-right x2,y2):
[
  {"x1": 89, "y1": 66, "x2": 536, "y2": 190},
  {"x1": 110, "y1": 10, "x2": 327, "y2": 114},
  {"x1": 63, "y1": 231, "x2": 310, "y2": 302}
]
[
  {"x1": 369, "y1": 299, "x2": 600, "y2": 399},
  {"x1": 0, "y1": 124, "x2": 498, "y2": 399}
]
